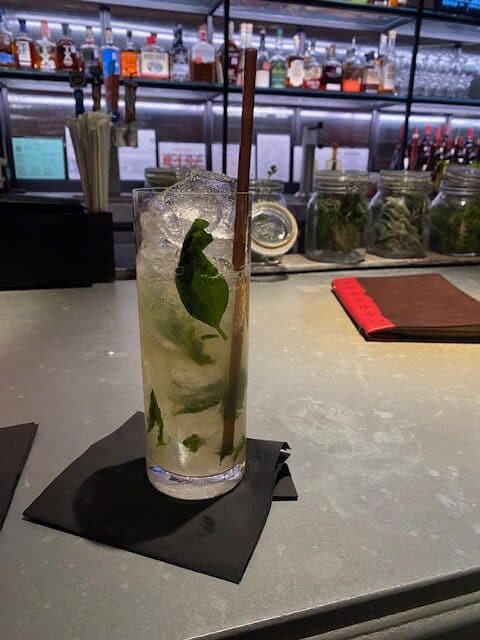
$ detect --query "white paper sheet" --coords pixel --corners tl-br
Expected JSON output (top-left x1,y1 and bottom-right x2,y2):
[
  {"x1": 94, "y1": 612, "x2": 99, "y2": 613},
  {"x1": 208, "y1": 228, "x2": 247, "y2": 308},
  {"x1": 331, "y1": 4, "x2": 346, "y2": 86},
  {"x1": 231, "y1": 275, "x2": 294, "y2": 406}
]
[
  {"x1": 65, "y1": 127, "x2": 80, "y2": 180},
  {"x1": 118, "y1": 129, "x2": 157, "y2": 181},
  {"x1": 158, "y1": 142, "x2": 206, "y2": 169},
  {"x1": 211, "y1": 143, "x2": 256, "y2": 179},
  {"x1": 293, "y1": 146, "x2": 370, "y2": 181},
  {"x1": 256, "y1": 134, "x2": 291, "y2": 182}
]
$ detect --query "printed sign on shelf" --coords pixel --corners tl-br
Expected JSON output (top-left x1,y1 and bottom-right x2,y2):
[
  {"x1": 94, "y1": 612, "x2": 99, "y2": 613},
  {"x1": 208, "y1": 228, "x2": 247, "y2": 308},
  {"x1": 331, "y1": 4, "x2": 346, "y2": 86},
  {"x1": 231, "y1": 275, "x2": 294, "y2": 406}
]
[
  {"x1": 293, "y1": 146, "x2": 370, "y2": 182},
  {"x1": 158, "y1": 142, "x2": 206, "y2": 170},
  {"x1": 256, "y1": 134, "x2": 291, "y2": 182},
  {"x1": 118, "y1": 129, "x2": 157, "y2": 181},
  {"x1": 211, "y1": 143, "x2": 256, "y2": 179}
]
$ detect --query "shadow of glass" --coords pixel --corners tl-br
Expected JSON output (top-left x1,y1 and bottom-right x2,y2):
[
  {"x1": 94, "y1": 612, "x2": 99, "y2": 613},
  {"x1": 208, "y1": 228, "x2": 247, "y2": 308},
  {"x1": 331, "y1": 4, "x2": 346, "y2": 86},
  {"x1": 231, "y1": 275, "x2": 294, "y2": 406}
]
[{"x1": 73, "y1": 458, "x2": 216, "y2": 544}]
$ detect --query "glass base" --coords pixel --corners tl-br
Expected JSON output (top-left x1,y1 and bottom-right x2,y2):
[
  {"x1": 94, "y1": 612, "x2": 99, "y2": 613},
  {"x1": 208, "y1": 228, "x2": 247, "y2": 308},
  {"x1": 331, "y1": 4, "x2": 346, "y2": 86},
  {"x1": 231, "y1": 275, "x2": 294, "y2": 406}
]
[{"x1": 147, "y1": 460, "x2": 246, "y2": 500}]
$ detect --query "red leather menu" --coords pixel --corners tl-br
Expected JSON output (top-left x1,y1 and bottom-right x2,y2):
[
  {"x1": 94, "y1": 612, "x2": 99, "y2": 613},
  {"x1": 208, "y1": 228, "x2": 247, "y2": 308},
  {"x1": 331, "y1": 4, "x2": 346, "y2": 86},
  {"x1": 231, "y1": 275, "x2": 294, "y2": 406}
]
[{"x1": 331, "y1": 273, "x2": 480, "y2": 341}]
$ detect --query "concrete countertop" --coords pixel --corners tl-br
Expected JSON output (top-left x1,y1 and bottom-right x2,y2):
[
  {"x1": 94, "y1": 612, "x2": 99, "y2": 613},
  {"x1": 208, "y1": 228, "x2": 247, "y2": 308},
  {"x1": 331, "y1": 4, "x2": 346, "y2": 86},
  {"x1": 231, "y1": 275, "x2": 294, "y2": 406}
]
[{"x1": 1, "y1": 266, "x2": 480, "y2": 640}]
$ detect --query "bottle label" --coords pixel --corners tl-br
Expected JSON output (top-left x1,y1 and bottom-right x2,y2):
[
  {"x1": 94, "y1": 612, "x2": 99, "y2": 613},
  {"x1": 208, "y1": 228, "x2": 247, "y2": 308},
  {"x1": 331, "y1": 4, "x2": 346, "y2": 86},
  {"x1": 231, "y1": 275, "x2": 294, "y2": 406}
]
[
  {"x1": 287, "y1": 59, "x2": 304, "y2": 87},
  {"x1": 270, "y1": 61, "x2": 286, "y2": 88},
  {"x1": 172, "y1": 62, "x2": 189, "y2": 80},
  {"x1": 304, "y1": 66, "x2": 321, "y2": 89},
  {"x1": 102, "y1": 48, "x2": 120, "y2": 75},
  {"x1": 61, "y1": 44, "x2": 78, "y2": 69},
  {"x1": 0, "y1": 51, "x2": 15, "y2": 66},
  {"x1": 381, "y1": 63, "x2": 395, "y2": 91},
  {"x1": 255, "y1": 69, "x2": 270, "y2": 88},
  {"x1": 363, "y1": 67, "x2": 379, "y2": 92},
  {"x1": 141, "y1": 51, "x2": 169, "y2": 78},
  {"x1": 17, "y1": 40, "x2": 32, "y2": 67},
  {"x1": 38, "y1": 45, "x2": 55, "y2": 70}
]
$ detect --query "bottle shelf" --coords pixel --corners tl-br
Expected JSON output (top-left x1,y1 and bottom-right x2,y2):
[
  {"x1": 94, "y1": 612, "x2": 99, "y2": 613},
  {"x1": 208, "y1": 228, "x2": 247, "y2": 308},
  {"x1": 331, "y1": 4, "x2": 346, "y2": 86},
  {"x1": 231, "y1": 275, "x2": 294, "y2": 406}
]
[{"x1": 4, "y1": 69, "x2": 480, "y2": 113}]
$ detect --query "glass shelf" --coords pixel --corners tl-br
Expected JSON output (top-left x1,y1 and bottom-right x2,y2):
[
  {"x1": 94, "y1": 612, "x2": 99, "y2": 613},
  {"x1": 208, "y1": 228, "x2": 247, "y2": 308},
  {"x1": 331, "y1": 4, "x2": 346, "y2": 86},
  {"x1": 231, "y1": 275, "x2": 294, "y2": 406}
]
[
  {"x1": 36, "y1": 0, "x2": 222, "y2": 14},
  {"x1": 218, "y1": 0, "x2": 417, "y2": 33}
]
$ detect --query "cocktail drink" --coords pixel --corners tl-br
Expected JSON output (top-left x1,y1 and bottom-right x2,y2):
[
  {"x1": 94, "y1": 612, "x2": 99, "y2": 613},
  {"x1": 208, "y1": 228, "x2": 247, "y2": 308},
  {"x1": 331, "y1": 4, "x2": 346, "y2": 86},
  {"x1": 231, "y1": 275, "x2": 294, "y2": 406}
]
[{"x1": 133, "y1": 170, "x2": 249, "y2": 500}]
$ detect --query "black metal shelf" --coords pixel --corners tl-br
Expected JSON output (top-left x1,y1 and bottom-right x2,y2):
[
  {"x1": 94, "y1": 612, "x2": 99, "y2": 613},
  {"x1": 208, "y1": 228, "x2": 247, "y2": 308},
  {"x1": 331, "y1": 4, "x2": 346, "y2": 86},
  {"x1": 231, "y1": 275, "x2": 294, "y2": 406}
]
[
  {"x1": 412, "y1": 95, "x2": 480, "y2": 108},
  {"x1": 229, "y1": 84, "x2": 406, "y2": 102},
  {"x1": 421, "y1": 7, "x2": 480, "y2": 27},
  {"x1": 218, "y1": 0, "x2": 418, "y2": 19}
]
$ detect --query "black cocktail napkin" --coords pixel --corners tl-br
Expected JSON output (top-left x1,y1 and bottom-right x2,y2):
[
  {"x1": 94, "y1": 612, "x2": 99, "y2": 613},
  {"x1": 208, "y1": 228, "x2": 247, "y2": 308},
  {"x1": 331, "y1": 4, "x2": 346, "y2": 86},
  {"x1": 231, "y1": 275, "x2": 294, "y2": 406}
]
[
  {"x1": 24, "y1": 412, "x2": 296, "y2": 583},
  {"x1": 0, "y1": 422, "x2": 38, "y2": 529}
]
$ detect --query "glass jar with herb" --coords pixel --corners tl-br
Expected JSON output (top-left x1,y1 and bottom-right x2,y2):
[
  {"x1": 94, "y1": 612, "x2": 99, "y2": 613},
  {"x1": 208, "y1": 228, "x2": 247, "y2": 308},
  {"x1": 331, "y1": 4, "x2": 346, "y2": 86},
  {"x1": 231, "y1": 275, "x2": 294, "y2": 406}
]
[
  {"x1": 305, "y1": 170, "x2": 369, "y2": 264},
  {"x1": 429, "y1": 165, "x2": 480, "y2": 256},
  {"x1": 366, "y1": 171, "x2": 431, "y2": 258}
]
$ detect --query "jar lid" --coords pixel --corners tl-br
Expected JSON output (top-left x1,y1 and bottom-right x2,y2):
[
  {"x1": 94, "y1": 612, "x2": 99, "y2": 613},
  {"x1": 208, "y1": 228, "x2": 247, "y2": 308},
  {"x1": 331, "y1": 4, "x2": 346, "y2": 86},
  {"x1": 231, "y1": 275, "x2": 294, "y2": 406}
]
[
  {"x1": 444, "y1": 164, "x2": 480, "y2": 188},
  {"x1": 250, "y1": 179, "x2": 284, "y2": 193},
  {"x1": 380, "y1": 170, "x2": 431, "y2": 184},
  {"x1": 251, "y1": 201, "x2": 298, "y2": 257},
  {"x1": 314, "y1": 170, "x2": 369, "y2": 191}
]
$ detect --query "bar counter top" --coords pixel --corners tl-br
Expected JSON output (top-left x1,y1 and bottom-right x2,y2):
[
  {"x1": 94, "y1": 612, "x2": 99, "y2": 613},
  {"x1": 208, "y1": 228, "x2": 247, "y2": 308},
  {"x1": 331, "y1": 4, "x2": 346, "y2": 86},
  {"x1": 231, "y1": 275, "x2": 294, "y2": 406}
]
[{"x1": 1, "y1": 265, "x2": 480, "y2": 640}]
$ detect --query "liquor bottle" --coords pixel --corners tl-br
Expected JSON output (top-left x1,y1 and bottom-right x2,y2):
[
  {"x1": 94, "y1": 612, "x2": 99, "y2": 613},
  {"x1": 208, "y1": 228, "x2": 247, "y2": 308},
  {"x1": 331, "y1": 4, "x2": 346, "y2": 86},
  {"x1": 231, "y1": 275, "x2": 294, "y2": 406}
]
[
  {"x1": 101, "y1": 27, "x2": 120, "y2": 76},
  {"x1": 102, "y1": 27, "x2": 120, "y2": 121},
  {"x1": 286, "y1": 28, "x2": 306, "y2": 88},
  {"x1": 255, "y1": 28, "x2": 270, "y2": 88},
  {"x1": 303, "y1": 39, "x2": 322, "y2": 90},
  {"x1": 56, "y1": 23, "x2": 80, "y2": 71},
  {"x1": 140, "y1": 32, "x2": 169, "y2": 79},
  {"x1": 216, "y1": 21, "x2": 240, "y2": 85},
  {"x1": 80, "y1": 26, "x2": 100, "y2": 76},
  {"x1": 454, "y1": 133, "x2": 466, "y2": 165},
  {"x1": 191, "y1": 24, "x2": 215, "y2": 83},
  {"x1": 407, "y1": 127, "x2": 419, "y2": 171},
  {"x1": 35, "y1": 20, "x2": 56, "y2": 71},
  {"x1": 464, "y1": 128, "x2": 475, "y2": 164},
  {"x1": 120, "y1": 30, "x2": 138, "y2": 78},
  {"x1": 362, "y1": 51, "x2": 380, "y2": 93},
  {"x1": 379, "y1": 30, "x2": 396, "y2": 94},
  {"x1": 321, "y1": 44, "x2": 342, "y2": 91},
  {"x1": 342, "y1": 37, "x2": 362, "y2": 93},
  {"x1": 170, "y1": 24, "x2": 189, "y2": 82},
  {"x1": 417, "y1": 125, "x2": 433, "y2": 171},
  {"x1": 236, "y1": 22, "x2": 252, "y2": 87},
  {"x1": 15, "y1": 19, "x2": 34, "y2": 69},
  {"x1": 269, "y1": 28, "x2": 287, "y2": 89},
  {"x1": 0, "y1": 11, "x2": 15, "y2": 68}
]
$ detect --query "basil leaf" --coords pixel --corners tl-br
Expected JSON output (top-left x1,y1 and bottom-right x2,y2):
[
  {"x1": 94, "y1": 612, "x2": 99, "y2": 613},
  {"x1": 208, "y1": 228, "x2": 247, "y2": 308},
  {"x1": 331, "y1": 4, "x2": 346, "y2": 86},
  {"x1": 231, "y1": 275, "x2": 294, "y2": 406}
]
[
  {"x1": 201, "y1": 333, "x2": 219, "y2": 340},
  {"x1": 174, "y1": 379, "x2": 224, "y2": 415},
  {"x1": 147, "y1": 389, "x2": 169, "y2": 446},
  {"x1": 183, "y1": 433, "x2": 206, "y2": 453},
  {"x1": 175, "y1": 218, "x2": 229, "y2": 340}
]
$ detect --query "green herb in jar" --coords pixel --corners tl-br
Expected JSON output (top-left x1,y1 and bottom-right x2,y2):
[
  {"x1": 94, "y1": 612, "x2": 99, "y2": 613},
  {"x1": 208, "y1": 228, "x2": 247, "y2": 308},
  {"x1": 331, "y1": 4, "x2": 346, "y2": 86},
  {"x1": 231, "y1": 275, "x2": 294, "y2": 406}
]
[
  {"x1": 369, "y1": 195, "x2": 427, "y2": 258},
  {"x1": 313, "y1": 191, "x2": 368, "y2": 253},
  {"x1": 430, "y1": 198, "x2": 480, "y2": 255}
]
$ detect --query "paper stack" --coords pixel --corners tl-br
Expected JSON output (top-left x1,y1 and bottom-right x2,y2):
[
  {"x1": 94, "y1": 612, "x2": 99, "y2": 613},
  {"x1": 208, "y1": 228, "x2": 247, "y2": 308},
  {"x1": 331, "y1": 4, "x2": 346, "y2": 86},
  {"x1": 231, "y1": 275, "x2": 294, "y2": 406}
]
[{"x1": 66, "y1": 112, "x2": 112, "y2": 213}]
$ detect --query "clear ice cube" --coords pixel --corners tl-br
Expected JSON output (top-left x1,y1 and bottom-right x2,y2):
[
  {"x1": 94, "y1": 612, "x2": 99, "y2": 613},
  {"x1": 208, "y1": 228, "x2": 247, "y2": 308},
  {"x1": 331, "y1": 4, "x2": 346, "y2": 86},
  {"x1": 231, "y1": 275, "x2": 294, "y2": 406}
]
[{"x1": 142, "y1": 169, "x2": 237, "y2": 251}]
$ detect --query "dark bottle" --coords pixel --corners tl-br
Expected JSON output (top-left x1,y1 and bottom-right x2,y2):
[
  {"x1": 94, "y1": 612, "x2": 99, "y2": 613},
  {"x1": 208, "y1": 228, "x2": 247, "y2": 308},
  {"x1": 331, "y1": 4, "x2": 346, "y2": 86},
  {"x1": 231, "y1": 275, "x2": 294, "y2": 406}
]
[
  {"x1": 216, "y1": 20, "x2": 240, "y2": 84},
  {"x1": 322, "y1": 44, "x2": 342, "y2": 91},
  {"x1": 56, "y1": 23, "x2": 80, "y2": 71},
  {"x1": 170, "y1": 24, "x2": 189, "y2": 81}
]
